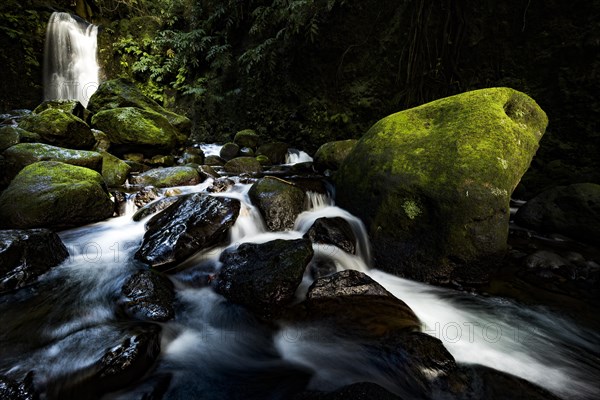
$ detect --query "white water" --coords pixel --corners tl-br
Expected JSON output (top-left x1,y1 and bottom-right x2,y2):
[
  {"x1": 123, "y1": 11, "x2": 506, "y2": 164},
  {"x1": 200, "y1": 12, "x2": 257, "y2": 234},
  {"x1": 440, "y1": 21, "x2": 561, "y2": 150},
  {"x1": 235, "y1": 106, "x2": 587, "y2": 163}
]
[
  {"x1": 0, "y1": 178, "x2": 598, "y2": 399},
  {"x1": 285, "y1": 149, "x2": 313, "y2": 165},
  {"x1": 44, "y1": 12, "x2": 99, "y2": 107}
]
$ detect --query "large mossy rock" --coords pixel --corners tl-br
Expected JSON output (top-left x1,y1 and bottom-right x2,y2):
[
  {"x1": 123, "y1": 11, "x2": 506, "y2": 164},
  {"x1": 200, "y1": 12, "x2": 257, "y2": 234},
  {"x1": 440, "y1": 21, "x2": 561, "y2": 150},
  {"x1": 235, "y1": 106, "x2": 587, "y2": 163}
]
[
  {"x1": 223, "y1": 156, "x2": 263, "y2": 174},
  {"x1": 18, "y1": 109, "x2": 95, "y2": 149},
  {"x1": 135, "y1": 193, "x2": 240, "y2": 270},
  {"x1": 129, "y1": 166, "x2": 200, "y2": 188},
  {"x1": 0, "y1": 229, "x2": 69, "y2": 294},
  {"x1": 213, "y1": 239, "x2": 314, "y2": 319},
  {"x1": 234, "y1": 129, "x2": 260, "y2": 149},
  {"x1": 87, "y1": 78, "x2": 192, "y2": 134},
  {"x1": 100, "y1": 151, "x2": 132, "y2": 187},
  {"x1": 91, "y1": 107, "x2": 184, "y2": 154},
  {"x1": 33, "y1": 99, "x2": 87, "y2": 120},
  {"x1": 336, "y1": 88, "x2": 548, "y2": 283},
  {"x1": 514, "y1": 183, "x2": 600, "y2": 246},
  {"x1": 248, "y1": 176, "x2": 305, "y2": 231},
  {"x1": 313, "y1": 139, "x2": 358, "y2": 172},
  {"x1": 0, "y1": 161, "x2": 114, "y2": 229},
  {"x1": 3, "y1": 143, "x2": 103, "y2": 179}
]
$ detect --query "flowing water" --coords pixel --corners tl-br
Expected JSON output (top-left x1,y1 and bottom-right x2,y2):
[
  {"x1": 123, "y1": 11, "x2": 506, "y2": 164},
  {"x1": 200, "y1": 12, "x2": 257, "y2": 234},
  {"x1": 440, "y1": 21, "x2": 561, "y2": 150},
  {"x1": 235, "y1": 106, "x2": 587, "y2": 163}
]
[
  {"x1": 44, "y1": 12, "x2": 99, "y2": 107},
  {"x1": 0, "y1": 179, "x2": 598, "y2": 399}
]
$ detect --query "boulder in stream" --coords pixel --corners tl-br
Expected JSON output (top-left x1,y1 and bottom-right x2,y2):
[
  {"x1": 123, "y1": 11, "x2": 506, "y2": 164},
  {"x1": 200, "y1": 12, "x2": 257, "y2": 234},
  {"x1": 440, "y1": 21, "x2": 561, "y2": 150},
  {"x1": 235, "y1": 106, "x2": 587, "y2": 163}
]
[
  {"x1": 0, "y1": 161, "x2": 114, "y2": 229},
  {"x1": 234, "y1": 129, "x2": 260, "y2": 149},
  {"x1": 248, "y1": 176, "x2": 305, "y2": 231},
  {"x1": 135, "y1": 193, "x2": 240, "y2": 270},
  {"x1": 304, "y1": 217, "x2": 357, "y2": 255},
  {"x1": 0, "y1": 228, "x2": 69, "y2": 294},
  {"x1": 213, "y1": 239, "x2": 314, "y2": 319},
  {"x1": 223, "y1": 156, "x2": 263, "y2": 174},
  {"x1": 100, "y1": 150, "x2": 131, "y2": 187},
  {"x1": 129, "y1": 166, "x2": 200, "y2": 188},
  {"x1": 256, "y1": 142, "x2": 289, "y2": 164},
  {"x1": 18, "y1": 108, "x2": 95, "y2": 149},
  {"x1": 336, "y1": 88, "x2": 548, "y2": 284},
  {"x1": 120, "y1": 269, "x2": 175, "y2": 322}
]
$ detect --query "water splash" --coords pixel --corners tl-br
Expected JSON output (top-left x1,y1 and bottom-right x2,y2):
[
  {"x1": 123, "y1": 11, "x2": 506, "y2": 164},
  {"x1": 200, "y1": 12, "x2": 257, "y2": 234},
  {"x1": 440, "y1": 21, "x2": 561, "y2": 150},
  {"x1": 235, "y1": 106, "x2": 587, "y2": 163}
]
[
  {"x1": 44, "y1": 12, "x2": 99, "y2": 107},
  {"x1": 285, "y1": 149, "x2": 313, "y2": 165}
]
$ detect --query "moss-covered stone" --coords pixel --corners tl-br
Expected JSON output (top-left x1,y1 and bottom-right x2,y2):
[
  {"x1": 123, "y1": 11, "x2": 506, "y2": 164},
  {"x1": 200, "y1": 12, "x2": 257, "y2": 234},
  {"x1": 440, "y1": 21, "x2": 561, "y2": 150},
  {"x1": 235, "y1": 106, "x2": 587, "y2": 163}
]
[
  {"x1": 249, "y1": 176, "x2": 305, "y2": 231},
  {"x1": 0, "y1": 161, "x2": 114, "y2": 229},
  {"x1": 3, "y1": 143, "x2": 103, "y2": 180},
  {"x1": 87, "y1": 78, "x2": 191, "y2": 137},
  {"x1": 91, "y1": 107, "x2": 182, "y2": 153},
  {"x1": 219, "y1": 142, "x2": 240, "y2": 161},
  {"x1": 223, "y1": 156, "x2": 263, "y2": 174},
  {"x1": 336, "y1": 88, "x2": 548, "y2": 283},
  {"x1": 233, "y1": 129, "x2": 260, "y2": 149},
  {"x1": 256, "y1": 142, "x2": 289, "y2": 165},
  {"x1": 0, "y1": 126, "x2": 22, "y2": 152},
  {"x1": 149, "y1": 154, "x2": 175, "y2": 167},
  {"x1": 18, "y1": 108, "x2": 95, "y2": 149},
  {"x1": 100, "y1": 151, "x2": 132, "y2": 187},
  {"x1": 313, "y1": 139, "x2": 358, "y2": 171},
  {"x1": 33, "y1": 99, "x2": 87, "y2": 120},
  {"x1": 256, "y1": 154, "x2": 271, "y2": 166},
  {"x1": 129, "y1": 166, "x2": 200, "y2": 188}
]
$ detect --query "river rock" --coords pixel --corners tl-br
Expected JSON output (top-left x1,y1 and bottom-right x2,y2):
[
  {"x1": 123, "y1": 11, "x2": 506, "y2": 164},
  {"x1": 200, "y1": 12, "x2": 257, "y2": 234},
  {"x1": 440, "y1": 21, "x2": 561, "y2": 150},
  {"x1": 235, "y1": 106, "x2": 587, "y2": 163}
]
[
  {"x1": 33, "y1": 99, "x2": 87, "y2": 120},
  {"x1": 18, "y1": 108, "x2": 95, "y2": 149},
  {"x1": 178, "y1": 147, "x2": 205, "y2": 165},
  {"x1": 87, "y1": 78, "x2": 192, "y2": 135},
  {"x1": 0, "y1": 126, "x2": 26, "y2": 152},
  {"x1": 336, "y1": 88, "x2": 548, "y2": 284},
  {"x1": 223, "y1": 156, "x2": 263, "y2": 174},
  {"x1": 91, "y1": 107, "x2": 184, "y2": 154},
  {"x1": 120, "y1": 269, "x2": 175, "y2": 322},
  {"x1": 129, "y1": 166, "x2": 200, "y2": 188},
  {"x1": 257, "y1": 142, "x2": 289, "y2": 164},
  {"x1": 248, "y1": 176, "x2": 305, "y2": 231},
  {"x1": 304, "y1": 217, "x2": 357, "y2": 255},
  {"x1": 313, "y1": 139, "x2": 358, "y2": 172},
  {"x1": 0, "y1": 161, "x2": 114, "y2": 229},
  {"x1": 0, "y1": 229, "x2": 69, "y2": 294},
  {"x1": 204, "y1": 155, "x2": 225, "y2": 166},
  {"x1": 0, "y1": 372, "x2": 36, "y2": 400},
  {"x1": 219, "y1": 142, "x2": 240, "y2": 161},
  {"x1": 100, "y1": 150, "x2": 132, "y2": 186},
  {"x1": 135, "y1": 193, "x2": 240, "y2": 270},
  {"x1": 3, "y1": 143, "x2": 103, "y2": 180},
  {"x1": 234, "y1": 129, "x2": 260, "y2": 149},
  {"x1": 132, "y1": 196, "x2": 180, "y2": 222},
  {"x1": 213, "y1": 239, "x2": 314, "y2": 319},
  {"x1": 514, "y1": 183, "x2": 600, "y2": 246}
]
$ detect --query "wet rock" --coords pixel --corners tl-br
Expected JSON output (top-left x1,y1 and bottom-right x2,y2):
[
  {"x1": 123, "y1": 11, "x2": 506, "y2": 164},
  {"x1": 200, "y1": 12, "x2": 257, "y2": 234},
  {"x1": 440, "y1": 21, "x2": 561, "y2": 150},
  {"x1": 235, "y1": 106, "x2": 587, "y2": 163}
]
[
  {"x1": 100, "y1": 151, "x2": 132, "y2": 187},
  {"x1": 293, "y1": 382, "x2": 402, "y2": 400},
  {"x1": 239, "y1": 147, "x2": 255, "y2": 157},
  {"x1": 19, "y1": 108, "x2": 95, "y2": 149},
  {"x1": 304, "y1": 217, "x2": 357, "y2": 255},
  {"x1": 313, "y1": 139, "x2": 358, "y2": 172},
  {"x1": 132, "y1": 196, "x2": 180, "y2": 222},
  {"x1": 514, "y1": 183, "x2": 600, "y2": 246},
  {"x1": 309, "y1": 257, "x2": 338, "y2": 279},
  {"x1": 178, "y1": 147, "x2": 204, "y2": 165},
  {"x1": 129, "y1": 166, "x2": 200, "y2": 188},
  {"x1": 0, "y1": 229, "x2": 69, "y2": 294},
  {"x1": 197, "y1": 165, "x2": 219, "y2": 180},
  {"x1": 120, "y1": 270, "x2": 175, "y2": 322},
  {"x1": 207, "y1": 177, "x2": 235, "y2": 193},
  {"x1": 524, "y1": 250, "x2": 569, "y2": 269},
  {"x1": 257, "y1": 142, "x2": 289, "y2": 165},
  {"x1": 336, "y1": 88, "x2": 548, "y2": 284},
  {"x1": 0, "y1": 126, "x2": 24, "y2": 152},
  {"x1": 308, "y1": 270, "x2": 391, "y2": 299},
  {"x1": 0, "y1": 372, "x2": 37, "y2": 400},
  {"x1": 135, "y1": 193, "x2": 240, "y2": 270},
  {"x1": 0, "y1": 161, "x2": 114, "y2": 229},
  {"x1": 234, "y1": 129, "x2": 260, "y2": 149},
  {"x1": 219, "y1": 142, "x2": 240, "y2": 161},
  {"x1": 134, "y1": 187, "x2": 161, "y2": 208},
  {"x1": 223, "y1": 156, "x2": 263, "y2": 174},
  {"x1": 248, "y1": 176, "x2": 305, "y2": 231},
  {"x1": 205, "y1": 155, "x2": 225, "y2": 166},
  {"x1": 213, "y1": 239, "x2": 314, "y2": 319}
]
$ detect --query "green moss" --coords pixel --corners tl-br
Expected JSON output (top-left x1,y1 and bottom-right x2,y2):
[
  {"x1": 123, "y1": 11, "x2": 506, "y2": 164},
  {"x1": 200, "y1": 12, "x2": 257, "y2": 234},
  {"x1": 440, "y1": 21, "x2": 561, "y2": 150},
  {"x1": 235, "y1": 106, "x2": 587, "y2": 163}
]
[
  {"x1": 401, "y1": 199, "x2": 422, "y2": 220},
  {"x1": 19, "y1": 109, "x2": 94, "y2": 149},
  {"x1": 223, "y1": 157, "x2": 263, "y2": 174},
  {"x1": 100, "y1": 151, "x2": 132, "y2": 187},
  {"x1": 130, "y1": 166, "x2": 200, "y2": 188}
]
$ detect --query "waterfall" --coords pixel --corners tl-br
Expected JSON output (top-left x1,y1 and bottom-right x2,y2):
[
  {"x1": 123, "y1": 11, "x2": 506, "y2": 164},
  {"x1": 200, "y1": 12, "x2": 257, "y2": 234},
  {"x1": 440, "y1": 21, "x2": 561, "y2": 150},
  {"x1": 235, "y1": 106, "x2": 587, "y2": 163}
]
[{"x1": 44, "y1": 12, "x2": 99, "y2": 107}]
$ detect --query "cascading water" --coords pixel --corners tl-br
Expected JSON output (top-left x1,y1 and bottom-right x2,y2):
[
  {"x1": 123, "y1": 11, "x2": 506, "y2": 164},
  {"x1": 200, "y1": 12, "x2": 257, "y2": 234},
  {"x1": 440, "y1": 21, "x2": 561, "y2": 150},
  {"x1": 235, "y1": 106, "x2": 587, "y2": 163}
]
[
  {"x1": 0, "y1": 174, "x2": 598, "y2": 399},
  {"x1": 44, "y1": 12, "x2": 99, "y2": 107}
]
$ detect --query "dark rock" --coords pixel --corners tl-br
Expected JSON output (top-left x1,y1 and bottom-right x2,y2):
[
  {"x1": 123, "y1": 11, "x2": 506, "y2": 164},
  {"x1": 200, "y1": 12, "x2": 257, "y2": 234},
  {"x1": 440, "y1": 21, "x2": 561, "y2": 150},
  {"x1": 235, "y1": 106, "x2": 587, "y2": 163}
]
[
  {"x1": 223, "y1": 156, "x2": 263, "y2": 174},
  {"x1": 0, "y1": 229, "x2": 69, "y2": 294},
  {"x1": 205, "y1": 155, "x2": 225, "y2": 166},
  {"x1": 0, "y1": 372, "x2": 37, "y2": 400},
  {"x1": 309, "y1": 257, "x2": 338, "y2": 279},
  {"x1": 0, "y1": 161, "x2": 114, "y2": 230},
  {"x1": 313, "y1": 139, "x2": 358, "y2": 172},
  {"x1": 257, "y1": 142, "x2": 289, "y2": 165},
  {"x1": 100, "y1": 151, "x2": 132, "y2": 187},
  {"x1": 132, "y1": 196, "x2": 180, "y2": 222},
  {"x1": 149, "y1": 154, "x2": 175, "y2": 167},
  {"x1": 234, "y1": 129, "x2": 260, "y2": 149},
  {"x1": 208, "y1": 177, "x2": 235, "y2": 193},
  {"x1": 33, "y1": 99, "x2": 87, "y2": 120},
  {"x1": 514, "y1": 183, "x2": 600, "y2": 246},
  {"x1": 307, "y1": 270, "x2": 391, "y2": 299},
  {"x1": 293, "y1": 382, "x2": 402, "y2": 400},
  {"x1": 134, "y1": 187, "x2": 161, "y2": 208},
  {"x1": 239, "y1": 147, "x2": 255, "y2": 157},
  {"x1": 213, "y1": 239, "x2": 314, "y2": 319},
  {"x1": 135, "y1": 193, "x2": 240, "y2": 270},
  {"x1": 178, "y1": 147, "x2": 205, "y2": 165},
  {"x1": 19, "y1": 108, "x2": 95, "y2": 149},
  {"x1": 256, "y1": 154, "x2": 271, "y2": 166},
  {"x1": 129, "y1": 166, "x2": 200, "y2": 188},
  {"x1": 92, "y1": 129, "x2": 111, "y2": 152},
  {"x1": 304, "y1": 217, "x2": 357, "y2": 255},
  {"x1": 219, "y1": 142, "x2": 240, "y2": 161},
  {"x1": 197, "y1": 165, "x2": 219, "y2": 180},
  {"x1": 248, "y1": 176, "x2": 305, "y2": 231},
  {"x1": 0, "y1": 126, "x2": 23, "y2": 152},
  {"x1": 120, "y1": 270, "x2": 175, "y2": 322}
]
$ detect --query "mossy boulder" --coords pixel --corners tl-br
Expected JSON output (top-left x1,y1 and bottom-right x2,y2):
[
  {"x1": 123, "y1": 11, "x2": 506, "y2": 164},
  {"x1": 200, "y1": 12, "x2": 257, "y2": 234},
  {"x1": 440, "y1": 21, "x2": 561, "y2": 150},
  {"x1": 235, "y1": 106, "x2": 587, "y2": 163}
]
[
  {"x1": 514, "y1": 183, "x2": 600, "y2": 246},
  {"x1": 0, "y1": 161, "x2": 114, "y2": 229},
  {"x1": 256, "y1": 142, "x2": 289, "y2": 165},
  {"x1": 91, "y1": 107, "x2": 183, "y2": 153},
  {"x1": 0, "y1": 126, "x2": 23, "y2": 152},
  {"x1": 129, "y1": 166, "x2": 200, "y2": 188},
  {"x1": 336, "y1": 88, "x2": 548, "y2": 283},
  {"x1": 87, "y1": 78, "x2": 192, "y2": 135},
  {"x1": 249, "y1": 176, "x2": 306, "y2": 231},
  {"x1": 223, "y1": 156, "x2": 263, "y2": 174},
  {"x1": 33, "y1": 99, "x2": 87, "y2": 121},
  {"x1": 233, "y1": 129, "x2": 260, "y2": 149},
  {"x1": 313, "y1": 139, "x2": 358, "y2": 171},
  {"x1": 100, "y1": 151, "x2": 132, "y2": 187},
  {"x1": 219, "y1": 142, "x2": 240, "y2": 161},
  {"x1": 3, "y1": 143, "x2": 103, "y2": 180},
  {"x1": 18, "y1": 109, "x2": 95, "y2": 149}
]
